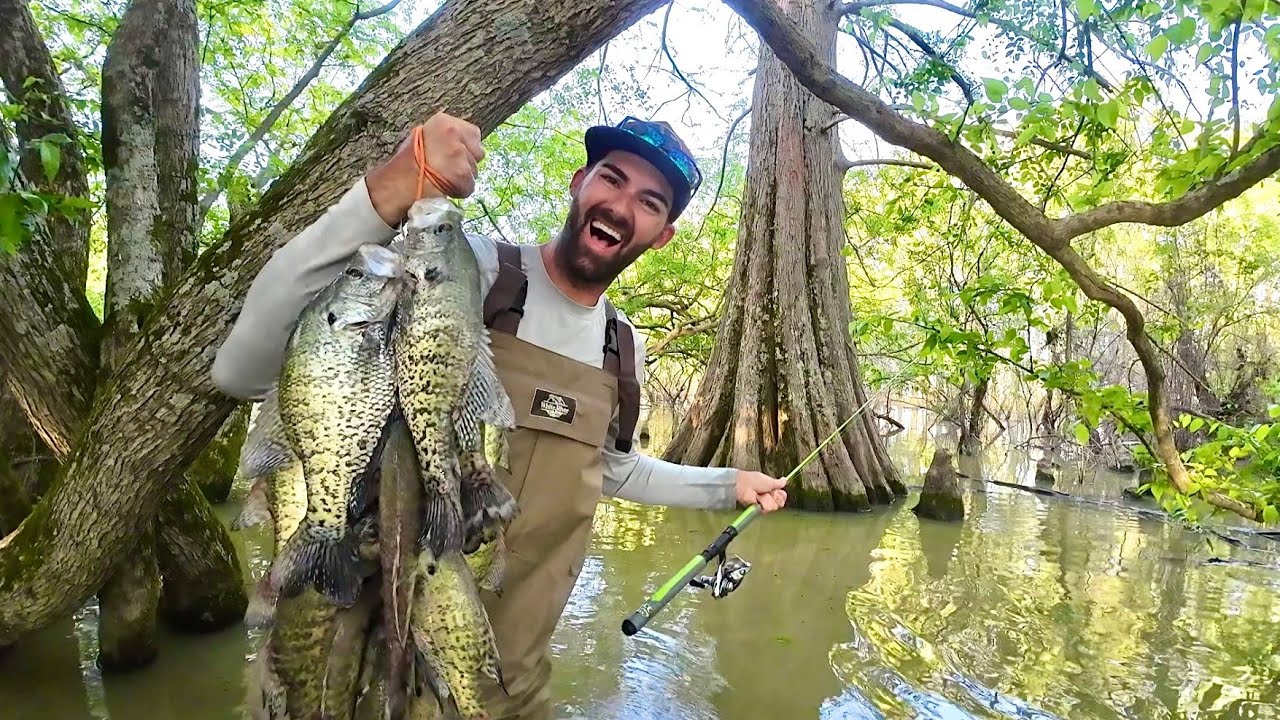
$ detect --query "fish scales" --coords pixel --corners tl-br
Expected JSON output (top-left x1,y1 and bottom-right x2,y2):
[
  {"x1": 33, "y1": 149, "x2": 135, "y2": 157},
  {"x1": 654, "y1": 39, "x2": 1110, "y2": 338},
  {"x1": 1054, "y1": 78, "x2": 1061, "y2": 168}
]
[
  {"x1": 394, "y1": 198, "x2": 516, "y2": 561},
  {"x1": 270, "y1": 244, "x2": 406, "y2": 608},
  {"x1": 409, "y1": 550, "x2": 504, "y2": 720}
]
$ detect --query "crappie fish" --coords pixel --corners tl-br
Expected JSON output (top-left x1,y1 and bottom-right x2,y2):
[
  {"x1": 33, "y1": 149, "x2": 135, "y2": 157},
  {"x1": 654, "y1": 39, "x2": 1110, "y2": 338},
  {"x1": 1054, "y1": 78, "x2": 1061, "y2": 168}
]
[
  {"x1": 463, "y1": 528, "x2": 506, "y2": 597},
  {"x1": 270, "y1": 244, "x2": 406, "y2": 608},
  {"x1": 232, "y1": 387, "x2": 309, "y2": 628},
  {"x1": 408, "y1": 550, "x2": 505, "y2": 720},
  {"x1": 392, "y1": 197, "x2": 516, "y2": 560}
]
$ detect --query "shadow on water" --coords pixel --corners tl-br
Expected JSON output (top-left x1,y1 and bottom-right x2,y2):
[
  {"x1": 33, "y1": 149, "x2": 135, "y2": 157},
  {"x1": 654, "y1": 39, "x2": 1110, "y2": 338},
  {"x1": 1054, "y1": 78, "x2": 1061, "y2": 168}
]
[{"x1": 2, "y1": 404, "x2": 1280, "y2": 719}]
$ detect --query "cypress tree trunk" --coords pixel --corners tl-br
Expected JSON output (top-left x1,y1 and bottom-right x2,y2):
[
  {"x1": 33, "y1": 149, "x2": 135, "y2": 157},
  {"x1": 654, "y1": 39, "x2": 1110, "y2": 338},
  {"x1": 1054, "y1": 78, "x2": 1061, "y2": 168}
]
[
  {"x1": 0, "y1": 0, "x2": 668, "y2": 647},
  {"x1": 187, "y1": 404, "x2": 251, "y2": 504},
  {"x1": 663, "y1": 0, "x2": 902, "y2": 510},
  {"x1": 94, "y1": 0, "x2": 206, "y2": 670},
  {"x1": 155, "y1": 478, "x2": 248, "y2": 632},
  {"x1": 957, "y1": 376, "x2": 989, "y2": 456}
]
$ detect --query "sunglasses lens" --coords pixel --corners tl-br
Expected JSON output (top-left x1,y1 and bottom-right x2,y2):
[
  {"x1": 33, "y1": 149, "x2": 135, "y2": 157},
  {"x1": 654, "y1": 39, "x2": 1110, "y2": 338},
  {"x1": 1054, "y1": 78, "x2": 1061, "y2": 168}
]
[{"x1": 617, "y1": 118, "x2": 701, "y2": 196}]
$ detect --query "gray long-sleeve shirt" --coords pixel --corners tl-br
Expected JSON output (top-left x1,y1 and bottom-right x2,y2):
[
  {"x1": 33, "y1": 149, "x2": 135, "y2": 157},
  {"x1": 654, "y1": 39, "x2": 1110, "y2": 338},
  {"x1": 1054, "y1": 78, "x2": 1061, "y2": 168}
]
[{"x1": 212, "y1": 177, "x2": 737, "y2": 510}]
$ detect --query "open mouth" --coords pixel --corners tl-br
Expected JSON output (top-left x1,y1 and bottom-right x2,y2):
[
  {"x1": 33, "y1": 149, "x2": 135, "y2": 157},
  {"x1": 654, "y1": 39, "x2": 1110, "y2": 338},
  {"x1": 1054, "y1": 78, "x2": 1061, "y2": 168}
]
[{"x1": 588, "y1": 219, "x2": 626, "y2": 249}]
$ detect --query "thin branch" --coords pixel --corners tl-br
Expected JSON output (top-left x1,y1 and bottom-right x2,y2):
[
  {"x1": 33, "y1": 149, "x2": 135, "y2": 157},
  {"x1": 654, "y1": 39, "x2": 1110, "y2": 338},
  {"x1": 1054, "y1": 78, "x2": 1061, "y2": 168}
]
[
  {"x1": 883, "y1": 17, "x2": 972, "y2": 102},
  {"x1": 1230, "y1": 15, "x2": 1241, "y2": 160},
  {"x1": 475, "y1": 198, "x2": 512, "y2": 246},
  {"x1": 690, "y1": 103, "x2": 751, "y2": 243},
  {"x1": 841, "y1": 157, "x2": 935, "y2": 171},
  {"x1": 197, "y1": 0, "x2": 404, "y2": 219},
  {"x1": 660, "y1": 2, "x2": 725, "y2": 123},
  {"x1": 597, "y1": 42, "x2": 610, "y2": 125},
  {"x1": 992, "y1": 127, "x2": 1092, "y2": 160}
]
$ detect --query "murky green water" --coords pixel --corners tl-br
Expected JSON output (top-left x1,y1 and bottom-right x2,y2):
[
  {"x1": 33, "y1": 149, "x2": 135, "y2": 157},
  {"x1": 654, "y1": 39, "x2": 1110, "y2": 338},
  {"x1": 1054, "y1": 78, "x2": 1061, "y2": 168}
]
[{"x1": 2, "y1": 407, "x2": 1278, "y2": 719}]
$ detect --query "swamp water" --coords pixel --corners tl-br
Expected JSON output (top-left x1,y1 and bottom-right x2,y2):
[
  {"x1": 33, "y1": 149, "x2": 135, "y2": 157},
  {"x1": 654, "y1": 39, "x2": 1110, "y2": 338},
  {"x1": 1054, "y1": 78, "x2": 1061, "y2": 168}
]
[{"x1": 2, "y1": 407, "x2": 1277, "y2": 719}]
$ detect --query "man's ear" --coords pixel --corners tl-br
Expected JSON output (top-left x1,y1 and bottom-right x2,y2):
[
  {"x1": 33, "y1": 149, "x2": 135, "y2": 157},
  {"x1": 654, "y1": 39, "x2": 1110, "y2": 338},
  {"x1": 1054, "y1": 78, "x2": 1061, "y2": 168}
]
[
  {"x1": 569, "y1": 166, "x2": 588, "y2": 195},
  {"x1": 651, "y1": 223, "x2": 676, "y2": 250}
]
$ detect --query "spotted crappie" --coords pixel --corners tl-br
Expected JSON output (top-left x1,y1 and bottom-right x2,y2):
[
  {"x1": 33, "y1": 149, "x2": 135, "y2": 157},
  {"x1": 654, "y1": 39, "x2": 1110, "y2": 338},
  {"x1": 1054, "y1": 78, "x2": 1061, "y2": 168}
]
[
  {"x1": 393, "y1": 197, "x2": 516, "y2": 560},
  {"x1": 232, "y1": 387, "x2": 309, "y2": 628},
  {"x1": 463, "y1": 528, "x2": 506, "y2": 597},
  {"x1": 408, "y1": 550, "x2": 505, "y2": 720},
  {"x1": 269, "y1": 244, "x2": 406, "y2": 608}
]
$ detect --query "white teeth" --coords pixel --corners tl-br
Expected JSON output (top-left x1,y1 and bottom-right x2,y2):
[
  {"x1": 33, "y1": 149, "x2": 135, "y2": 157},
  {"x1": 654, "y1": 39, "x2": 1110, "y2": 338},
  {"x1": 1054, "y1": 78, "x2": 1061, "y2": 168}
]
[{"x1": 590, "y1": 220, "x2": 622, "y2": 242}]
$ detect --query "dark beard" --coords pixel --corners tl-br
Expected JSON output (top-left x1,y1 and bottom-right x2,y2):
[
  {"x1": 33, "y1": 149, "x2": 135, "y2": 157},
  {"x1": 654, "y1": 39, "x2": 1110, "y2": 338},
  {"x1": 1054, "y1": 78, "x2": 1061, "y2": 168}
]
[{"x1": 552, "y1": 197, "x2": 646, "y2": 287}]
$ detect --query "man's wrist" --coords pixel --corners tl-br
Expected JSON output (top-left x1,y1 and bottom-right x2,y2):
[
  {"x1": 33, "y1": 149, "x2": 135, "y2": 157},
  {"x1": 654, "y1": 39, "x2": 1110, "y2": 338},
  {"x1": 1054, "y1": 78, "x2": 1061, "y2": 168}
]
[{"x1": 365, "y1": 162, "x2": 442, "y2": 227}]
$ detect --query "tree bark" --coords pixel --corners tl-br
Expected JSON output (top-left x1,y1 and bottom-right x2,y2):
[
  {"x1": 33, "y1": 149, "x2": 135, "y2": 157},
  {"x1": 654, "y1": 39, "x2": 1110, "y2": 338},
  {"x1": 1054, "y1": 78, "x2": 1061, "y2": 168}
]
[
  {"x1": 0, "y1": 0, "x2": 668, "y2": 646},
  {"x1": 154, "y1": 477, "x2": 247, "y2": 633},
  {"x1": 0, "y1": 0, "x2": 92, "y2": 286},
  {"x1": 723, "y1": 0, "x2": 1262, "y2": 521},
  {"x1": 94, "y1": 0, "x2": 203, "y2": 670},
  {"x1": 663, "y1": 0, "x2": 902, "y2": 511},
  {"x1": 957, "y1": 375, "x2": 989, "y2": 456},
  {"x1": 187, "y1": 404, "x2": 250, "y2": 503}
]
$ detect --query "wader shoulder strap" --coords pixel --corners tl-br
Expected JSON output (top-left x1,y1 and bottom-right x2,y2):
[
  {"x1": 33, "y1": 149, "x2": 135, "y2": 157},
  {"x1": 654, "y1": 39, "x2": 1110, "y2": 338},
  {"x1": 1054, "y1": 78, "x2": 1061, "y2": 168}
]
[
  {"x1": 483, "y1": 241, "x2": 528, "y2": 335},
  {"x1": 604, "y1": 301, "x2": 641, "y2": 453}
]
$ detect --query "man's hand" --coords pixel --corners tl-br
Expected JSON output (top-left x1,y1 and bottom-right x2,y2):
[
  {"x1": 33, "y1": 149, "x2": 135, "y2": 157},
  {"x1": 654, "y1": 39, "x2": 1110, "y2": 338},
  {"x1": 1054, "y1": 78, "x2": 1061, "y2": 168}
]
[
  {"x1": 735, "y1": 470, "x2": 788, "y2": 513},
  {"x1": 366, "y1": 111, "x2": 485, "y2": 226}
]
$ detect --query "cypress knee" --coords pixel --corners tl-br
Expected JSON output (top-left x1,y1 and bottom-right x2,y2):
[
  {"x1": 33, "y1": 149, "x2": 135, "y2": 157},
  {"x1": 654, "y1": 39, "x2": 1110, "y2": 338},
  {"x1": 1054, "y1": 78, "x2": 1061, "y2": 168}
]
[{"x1": 912, "y1": 448, "x2": 965, "y2": 522}]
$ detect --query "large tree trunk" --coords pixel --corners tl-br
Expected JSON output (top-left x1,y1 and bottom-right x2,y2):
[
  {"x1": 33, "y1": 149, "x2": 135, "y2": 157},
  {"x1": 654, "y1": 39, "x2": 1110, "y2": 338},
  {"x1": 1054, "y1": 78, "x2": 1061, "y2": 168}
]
[
  {"x1": 188, "y1": 404, "x2": 251, "y2": 503},
  {"x1": 94, "y1": 0, "x2": 204, "y2": 671},
  {"x1": 0, "y1": 0, "x2": 667, "y2": 647},
  {"x1": 662, "y1": 0, "x2": 902, "y2": 511}
]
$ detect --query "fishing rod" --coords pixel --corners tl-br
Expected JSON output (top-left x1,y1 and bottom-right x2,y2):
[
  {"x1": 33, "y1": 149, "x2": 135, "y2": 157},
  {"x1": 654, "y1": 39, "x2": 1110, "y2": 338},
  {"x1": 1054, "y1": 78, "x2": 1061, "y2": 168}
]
[{"x1": 620, "y1": 408, "x2": 869, "y2": 637}]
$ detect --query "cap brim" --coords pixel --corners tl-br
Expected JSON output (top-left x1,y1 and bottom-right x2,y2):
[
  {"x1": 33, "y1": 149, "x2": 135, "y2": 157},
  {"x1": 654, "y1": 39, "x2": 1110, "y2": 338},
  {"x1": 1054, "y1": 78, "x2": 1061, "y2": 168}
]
[{"x1": 584, "y1": 126, "x2": 692, "y2": 218}]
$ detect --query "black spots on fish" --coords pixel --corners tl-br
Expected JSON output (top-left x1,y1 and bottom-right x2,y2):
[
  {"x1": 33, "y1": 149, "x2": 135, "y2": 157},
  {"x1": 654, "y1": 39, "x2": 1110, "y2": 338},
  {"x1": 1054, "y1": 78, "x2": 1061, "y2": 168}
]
[
  {"x1": 270, "y1": 521, "x2": 365, "y2": 608},
  {"x1": 326, "y1": 311, "x2": 339, "y2": 327}
]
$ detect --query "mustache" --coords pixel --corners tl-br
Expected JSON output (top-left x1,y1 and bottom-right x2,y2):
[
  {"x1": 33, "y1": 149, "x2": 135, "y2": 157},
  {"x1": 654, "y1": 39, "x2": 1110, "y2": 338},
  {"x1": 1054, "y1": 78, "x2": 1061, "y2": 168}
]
[{"x1": 580, "y1": 205, "x2": 633, "y2": 243}]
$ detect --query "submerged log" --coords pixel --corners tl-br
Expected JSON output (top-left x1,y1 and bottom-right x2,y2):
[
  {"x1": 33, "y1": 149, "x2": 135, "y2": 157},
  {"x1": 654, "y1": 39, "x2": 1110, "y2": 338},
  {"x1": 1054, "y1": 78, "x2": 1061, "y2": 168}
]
[{"x1": 913, "y1": 448, "x2": 965, "y2": 522}]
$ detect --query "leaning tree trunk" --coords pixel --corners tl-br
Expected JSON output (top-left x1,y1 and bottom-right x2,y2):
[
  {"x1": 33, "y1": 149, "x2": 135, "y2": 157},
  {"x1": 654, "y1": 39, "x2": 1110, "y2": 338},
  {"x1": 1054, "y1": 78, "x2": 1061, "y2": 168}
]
[
  {"x1": 0, "y1": 0, "x2": 668, "y2": 647},
  {"x1": 662, "y1": 0, "x2": 902, "y2": 511},
  {"x1": 94, "y1": 0, "x2": 204, "y2": 672},
  {"x1": 957, "y1": 375, "x2": 989, "y2": 456}
]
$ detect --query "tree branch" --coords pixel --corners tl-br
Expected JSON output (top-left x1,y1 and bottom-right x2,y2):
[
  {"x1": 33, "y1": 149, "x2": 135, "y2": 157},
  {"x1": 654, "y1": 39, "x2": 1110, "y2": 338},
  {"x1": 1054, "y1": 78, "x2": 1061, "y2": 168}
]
[
  {"x1": 196, "y1": 0, "x2": 405, "y2": 219},
  {"x1": 841, "y1": 157, "x2": 935, "y2": 171},
  {"x1": 724, "y1": 0, "x2": 1268, "y2": 521},
  {"x1": 882, "y1": 16, "x2": 972, "y2": 102},
  {"x1": 991, "y1": 127, "x2": 1092, "y2": 160},
  {"x1": 726, "y1": 0, "x2": 1280, "y2": 249},
  {"x1": 0, "y1": 0, "x2": 92, "y2": 285}
]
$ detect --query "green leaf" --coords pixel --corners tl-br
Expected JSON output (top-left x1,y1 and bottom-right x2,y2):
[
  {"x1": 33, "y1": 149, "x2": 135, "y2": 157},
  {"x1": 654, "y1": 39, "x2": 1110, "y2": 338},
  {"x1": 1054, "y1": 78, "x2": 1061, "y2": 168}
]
[
  {"x1": 1264, "y1": 505, "x2": 1280, "y2": 525},
  {"x1": 1083, "y1": 79, "x2": 1103, "y2": 103},
  {"x1": 0, "y1": 193, "x2": 26, "y2": 254},
  {"x1": 1168, "y1": 17, "x2": 1197, "y2": 44},
  {"x1": 1073, "y1": 422, "x2": 1091, "y2": 446},
  {"x1": 1075, "y1": 0, "x2": 1098, "y2": 20},
  {"x1": 1253, "y1": 424, "x2": 1271, "y2": 443},
  {"x1": 911, "y1": 91, "x2": 925, "y2": 113},
  {"x1": 1147, "y1": 34, "x2": 1170, "y2": 61},
  {"x1": 1196, "y1": 42, "x2": 1216, "y2": 64},
  {"x1": 1097, "y1": 100, "x2": 1120, "y2": 129},
  {"x1": 1189, "y1": 417, "x2": 1205, "y2": 433},
  {"x1": 1268, "y1": 405, "x2": 1280, "y2": 420},
  {"x1": 983, "y1": 78, "x2": 1008, "y2": 103},
  {"x1": 1009, "y1": 97, "x2": 1031, "y2": 111},
  {"x1": 38, "y1": 141, "x2": 60, "y2": 184}
]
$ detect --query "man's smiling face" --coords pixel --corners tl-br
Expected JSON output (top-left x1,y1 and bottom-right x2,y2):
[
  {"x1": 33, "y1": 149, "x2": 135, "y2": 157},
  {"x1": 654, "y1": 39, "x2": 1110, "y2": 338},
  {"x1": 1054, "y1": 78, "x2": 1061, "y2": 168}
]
[{"x1": 553, "y1": 149, "x2": 678, "y2": 288}]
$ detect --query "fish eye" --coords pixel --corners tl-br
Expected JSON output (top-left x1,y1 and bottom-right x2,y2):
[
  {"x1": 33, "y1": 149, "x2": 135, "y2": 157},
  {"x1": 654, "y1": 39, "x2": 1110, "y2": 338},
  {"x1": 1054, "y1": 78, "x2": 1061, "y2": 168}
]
[
  {"x1": 435, "y1": 222, "x2": 453, "y2": 234},
  {"x1": 345, "y1": 267, "x2": 365, "y2": 279}
]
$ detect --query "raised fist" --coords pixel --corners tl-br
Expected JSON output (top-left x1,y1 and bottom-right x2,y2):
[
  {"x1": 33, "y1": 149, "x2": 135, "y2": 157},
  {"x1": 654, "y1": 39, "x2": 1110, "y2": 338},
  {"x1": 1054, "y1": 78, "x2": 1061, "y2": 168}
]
[{"x1": 366, "y1": 111, "x2": 485, "y2": 225}]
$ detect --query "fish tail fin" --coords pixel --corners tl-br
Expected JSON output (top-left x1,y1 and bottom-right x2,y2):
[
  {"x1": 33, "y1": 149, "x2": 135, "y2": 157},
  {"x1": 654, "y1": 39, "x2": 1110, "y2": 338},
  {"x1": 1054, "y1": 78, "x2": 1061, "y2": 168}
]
[
  {"x1": 232, "y1": 478, "x2": 272, "y2": 531},
  {"x1": 418, "y1": 488, "x2": 465, "y2": 562},
  {"x1": 269, "y1": 520, "x2": 364, "y2": 607},
  {"x1": 460, "y1": 462, "x2": 518, "y2": 534},
  {"x1": 243, "y1": 577, "x2": 280, "y2": 629}
]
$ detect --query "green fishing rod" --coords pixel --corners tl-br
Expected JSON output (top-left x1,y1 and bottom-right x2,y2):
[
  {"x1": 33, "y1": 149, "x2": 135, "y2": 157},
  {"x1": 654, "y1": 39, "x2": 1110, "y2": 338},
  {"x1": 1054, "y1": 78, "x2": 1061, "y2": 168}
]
[{"x1": 620, "y1": 409, "x2": 867, "y2": 637}]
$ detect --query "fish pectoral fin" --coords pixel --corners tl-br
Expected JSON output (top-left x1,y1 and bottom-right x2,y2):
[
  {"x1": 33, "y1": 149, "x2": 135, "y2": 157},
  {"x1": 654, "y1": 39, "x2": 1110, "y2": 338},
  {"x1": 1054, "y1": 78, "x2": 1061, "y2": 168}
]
[{"x1": 457, "y1": 329, "x2": 516, "y2": 449}]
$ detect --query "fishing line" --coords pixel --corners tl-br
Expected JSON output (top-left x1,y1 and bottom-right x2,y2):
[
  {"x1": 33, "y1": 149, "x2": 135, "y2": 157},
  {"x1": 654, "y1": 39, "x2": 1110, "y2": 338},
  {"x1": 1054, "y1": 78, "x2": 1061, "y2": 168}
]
[{"x1": 621, "y1": 359, "x2": 920, "y2": 636}]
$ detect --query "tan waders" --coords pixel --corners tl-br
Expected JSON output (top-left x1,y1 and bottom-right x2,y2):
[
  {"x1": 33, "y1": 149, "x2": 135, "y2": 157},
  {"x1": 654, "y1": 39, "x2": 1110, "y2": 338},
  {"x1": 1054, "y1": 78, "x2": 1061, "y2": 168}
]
[{"x1": 474, "y1": 242, "x2": 640, "y2": 720}]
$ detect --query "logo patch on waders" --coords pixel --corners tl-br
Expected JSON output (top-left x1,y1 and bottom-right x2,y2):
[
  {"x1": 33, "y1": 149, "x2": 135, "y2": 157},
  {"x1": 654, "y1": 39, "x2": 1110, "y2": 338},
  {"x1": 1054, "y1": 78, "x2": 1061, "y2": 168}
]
[{"x1": 531, "y1": 388, "x2": 576, "y2": 423}]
